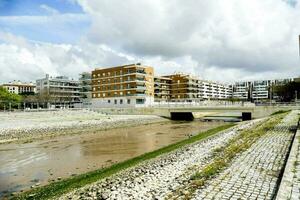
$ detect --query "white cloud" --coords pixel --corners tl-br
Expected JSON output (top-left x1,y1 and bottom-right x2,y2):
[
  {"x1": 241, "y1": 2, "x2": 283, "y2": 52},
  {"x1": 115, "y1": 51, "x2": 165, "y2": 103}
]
[
  {"x1": 76, "y1": 0, "x2": 300, "y2": 81},
  {"x1": 40, "y1": 4, "x2": 60, "y2": 15},
  {"x1": 0, "y1": 33, "x2": 132, "y2": 83},
  {"x1": 1, "y1": 0, "x2": 300, "y2": 84}
]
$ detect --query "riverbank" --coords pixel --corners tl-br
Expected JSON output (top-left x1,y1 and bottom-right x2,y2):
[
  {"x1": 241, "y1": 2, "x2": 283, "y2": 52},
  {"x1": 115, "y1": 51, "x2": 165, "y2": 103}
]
[
  {"x1": 57, "y1": 111, "x2": 298, "y2": 200},
  {"x1": 0, "y1": 120, "x2": 227, "y2": 198},
  {"x1": 0, "y1": 110, "x2": 166, "y2": 143},
  {"x1": 12, "y1": 123, "x2": 236, "y2": 200},
  {"x1": 8, "y1": 110, "x2": 298, "y2": 199}
]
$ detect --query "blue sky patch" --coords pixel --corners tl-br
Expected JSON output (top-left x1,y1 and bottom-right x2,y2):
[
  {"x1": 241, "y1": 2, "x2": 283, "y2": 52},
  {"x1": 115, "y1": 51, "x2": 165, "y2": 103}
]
[{"x1": 0, "y1": 0, "x2": 91, "y2": 43}]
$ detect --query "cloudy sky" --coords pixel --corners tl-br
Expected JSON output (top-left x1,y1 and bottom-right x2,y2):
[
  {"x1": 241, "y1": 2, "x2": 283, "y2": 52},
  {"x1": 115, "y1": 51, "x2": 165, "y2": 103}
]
[{"x1": 0, "y1": 0, "x2": 299, "y2": 84}]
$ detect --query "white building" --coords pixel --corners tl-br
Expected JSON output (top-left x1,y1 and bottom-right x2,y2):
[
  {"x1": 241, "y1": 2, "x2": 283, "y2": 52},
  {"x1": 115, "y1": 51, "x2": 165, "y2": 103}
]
[
  {"x1": 1, "y1": 81, "x2": 36, "y2": 94},
  {"x1": 232, "y1": 81, "x2": 250, "y2": 100},
  {"x1": 199, "y1": 80, "x2": 232, "y2": 100},
  {"x1": 36, "y1": 74, "x2": 81, "y2": 107},
  {"x1": 232, "y1": 78, "x2": 295, "y2": 101}
]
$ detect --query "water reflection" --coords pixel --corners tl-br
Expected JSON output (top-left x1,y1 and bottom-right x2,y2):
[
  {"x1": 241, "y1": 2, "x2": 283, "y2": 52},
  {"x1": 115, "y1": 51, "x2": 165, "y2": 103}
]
[{"x1": 0, "y1": 120, "x2": 226, "y2": 198}]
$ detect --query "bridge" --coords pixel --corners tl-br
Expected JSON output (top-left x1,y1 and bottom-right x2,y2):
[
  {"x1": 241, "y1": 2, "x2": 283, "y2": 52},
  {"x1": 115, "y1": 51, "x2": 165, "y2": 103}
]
[{"x1": 93, "y1": 105, "x2": 299, "y2": 120}]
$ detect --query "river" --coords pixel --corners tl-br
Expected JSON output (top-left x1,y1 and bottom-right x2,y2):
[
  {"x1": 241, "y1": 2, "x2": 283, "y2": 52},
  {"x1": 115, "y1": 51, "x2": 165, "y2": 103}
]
[{"x1": 0, "y1": 120, "x2": 226, "y2": 198}]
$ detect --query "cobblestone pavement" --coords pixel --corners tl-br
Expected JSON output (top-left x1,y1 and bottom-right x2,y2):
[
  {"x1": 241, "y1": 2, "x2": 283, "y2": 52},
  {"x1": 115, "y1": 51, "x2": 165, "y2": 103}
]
[
  {"x1": 276, "y1": 111, "x2": 300, "y2": 200},
  {"x1": 193, "y1": 111, "x2": 299, "y2": 200},
  {"x1": 60, "y1": 120, "x2": 260, "y2": 200}
]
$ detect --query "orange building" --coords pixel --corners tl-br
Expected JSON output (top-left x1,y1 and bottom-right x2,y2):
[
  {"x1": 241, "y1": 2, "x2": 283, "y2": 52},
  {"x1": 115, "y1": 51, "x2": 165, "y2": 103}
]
[{"x1": 91, "y1": 63, "x2": 154, "y2": 107}]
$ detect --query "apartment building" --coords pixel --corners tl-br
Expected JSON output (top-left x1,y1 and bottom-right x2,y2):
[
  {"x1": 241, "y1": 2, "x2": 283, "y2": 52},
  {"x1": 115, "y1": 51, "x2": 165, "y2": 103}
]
[
  {"x1": 153, "y1": 73, "x2": 232, "y2": 102},
  {"x1": 252, "y1": 80, "x2": 270, "y2": 100},
  {"x1": 154, "y1": 76, "x2": 172, "y2": 102},
  {"x1": 165, "y1": 73, "x2": 201, "y2": 102},
  {"x1": 91, "y1": 63, "x2": 154, "y2": 107},
  {"x1": 36, "y1": 74, "x2": 81, "y2": 107},
  {"x1": 232, "y1": 78, "x2": 295, "y2": 101},
  {"x1": 79, "y1": 72, "x2": 92, "y2": 99},
  {"x1": 199, "y1": 80, "x2": 232, "y2": 100},
  {"x1": 1, "y1": 81, "x2": 36, "y2": 94},
  {"x1": 232, "y1": 81, "x2": 251, "y2": 100}
]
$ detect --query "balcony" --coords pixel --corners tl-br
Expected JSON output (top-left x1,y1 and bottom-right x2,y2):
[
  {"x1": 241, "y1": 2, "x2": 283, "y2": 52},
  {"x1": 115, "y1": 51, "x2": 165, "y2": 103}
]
[{"x1": 136, "y1": 86, "x2": 146, "y2": 91}]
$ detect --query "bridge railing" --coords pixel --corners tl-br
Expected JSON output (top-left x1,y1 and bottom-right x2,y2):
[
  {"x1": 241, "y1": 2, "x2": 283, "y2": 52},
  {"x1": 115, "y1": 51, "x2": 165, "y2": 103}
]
[{"x1": 150, "y1": 101, "x2": 254, "y2": 108}]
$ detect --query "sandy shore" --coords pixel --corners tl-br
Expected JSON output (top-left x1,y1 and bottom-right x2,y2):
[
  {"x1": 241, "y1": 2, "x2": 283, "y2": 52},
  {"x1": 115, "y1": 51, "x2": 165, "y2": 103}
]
[{"x1": 0, "y1": 110, "x2": 166, "y2": 143}]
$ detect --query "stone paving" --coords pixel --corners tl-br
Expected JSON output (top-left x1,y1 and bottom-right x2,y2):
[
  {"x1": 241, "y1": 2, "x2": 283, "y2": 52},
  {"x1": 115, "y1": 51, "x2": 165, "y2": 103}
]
[
  {"x1": 276, "y1": 112, "x2": 300, "y2": 200},
  {"x1": 60, "y1": 120, "x2": 260, "y2": 200},
  {"x1": 193, "y1": 110, "x2": 299, "y2": 200}
]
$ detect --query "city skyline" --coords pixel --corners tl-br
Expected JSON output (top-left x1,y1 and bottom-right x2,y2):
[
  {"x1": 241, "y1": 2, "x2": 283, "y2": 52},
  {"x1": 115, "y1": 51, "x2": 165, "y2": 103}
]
[{"x1": 0, "y1": 0, "x2": 300, "y2": 83}]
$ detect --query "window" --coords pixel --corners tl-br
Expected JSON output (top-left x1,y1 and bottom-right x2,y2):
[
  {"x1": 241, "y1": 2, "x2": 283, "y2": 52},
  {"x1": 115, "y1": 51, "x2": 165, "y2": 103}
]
[
  {"x1": 136, "y1": 99, "x2": 145, "y2": 104},
  {"x1": 127, "y1": 99, "x2": 130, "y2": 104},
  {"x1": 103, "y1": 93, "x2": 106, "y2": 97},
  {"x1": 120, "y1": 99, "x2": 123, "y2": 104},
  {"x1": 108, "y1": 100, "x2": 111, "y2": 103},
  {"x1": 120, "y1": 92, "x2": 123, "y2": 96},
  {"x1": 114, "y1": 99, "x2": 117, "y2": 104},
  {"x1": 98, "y1": 93, "x2": 101, "y2": 97},
  {"x1": 93, "y1": 94, "x2": 96, "y2": 98}
]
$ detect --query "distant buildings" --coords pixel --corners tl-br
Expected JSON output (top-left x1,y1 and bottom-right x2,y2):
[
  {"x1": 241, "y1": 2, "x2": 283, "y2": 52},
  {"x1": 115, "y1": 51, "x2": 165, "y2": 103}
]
[
  {"x1": 1, "y1": 81, "x2": 36, "y2": 94},
  {"x1": 232, "y1": 78, "x2": 295, "y2": 102},
  {"x1": 1, "y1": 64, "x2": 298, "y2": 108},
  {"x1": 36, "y1": 74, "x2": 81, "y2": 107}
]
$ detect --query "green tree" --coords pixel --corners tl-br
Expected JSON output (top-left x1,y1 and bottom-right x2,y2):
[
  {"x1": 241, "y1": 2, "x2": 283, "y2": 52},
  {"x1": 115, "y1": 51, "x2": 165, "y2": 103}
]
[
  {"x1": 273, "y1": 81, "x2": 300, "y2": 102},
  {"x1": 0, "y1": 87, "x2": 22, "y2": 109}
]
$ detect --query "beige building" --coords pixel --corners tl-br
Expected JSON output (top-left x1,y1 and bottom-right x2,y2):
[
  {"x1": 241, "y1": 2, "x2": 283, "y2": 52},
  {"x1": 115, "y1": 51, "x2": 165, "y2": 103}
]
[
  {"x1": 1, "y1": 81, "x2": 36, "y2": 94},
  {"x1": 91, "y1": 63, "x2": 154, "y2": 107},
  {"x1": 154, "y1": 76, "x2": 172, "y2": 101}
]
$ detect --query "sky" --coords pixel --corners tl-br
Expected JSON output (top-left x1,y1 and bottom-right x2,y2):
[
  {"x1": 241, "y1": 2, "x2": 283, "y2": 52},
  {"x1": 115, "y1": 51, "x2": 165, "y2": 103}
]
[{"x1": 0, "y1": 0, "x2": 299, "y2": 84}]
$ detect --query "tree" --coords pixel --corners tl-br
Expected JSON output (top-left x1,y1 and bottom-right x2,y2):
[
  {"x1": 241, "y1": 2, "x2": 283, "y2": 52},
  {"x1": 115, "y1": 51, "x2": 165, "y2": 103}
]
[
  {"x1": 0, "y1": 87, "x2": 22, "y2": 109},
  {"x1": 273, "y1": 81, "x2": 300, "y2": 102}
]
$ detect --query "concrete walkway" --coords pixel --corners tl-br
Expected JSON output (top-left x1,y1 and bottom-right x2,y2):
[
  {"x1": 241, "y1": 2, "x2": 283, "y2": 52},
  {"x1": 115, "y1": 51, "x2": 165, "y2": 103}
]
[
  {"x1": 193, "y1": 111, "x2": 299, "y2": 200},
  {"x1": 276, "y1": 112, "x2": 300, "y2": 200}
]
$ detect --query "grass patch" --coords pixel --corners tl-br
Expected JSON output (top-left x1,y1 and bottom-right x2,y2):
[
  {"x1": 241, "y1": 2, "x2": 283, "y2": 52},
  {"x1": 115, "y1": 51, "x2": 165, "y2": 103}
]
[
  {"x1": 13, "y1": 124, "x2": 235, "y2": 200},
  {"x1": 187, "y1": 112, "x2": 288, "y2": 193},
  {"x1": 271, "y1": 110, "x2": 291, "y2": 116}
]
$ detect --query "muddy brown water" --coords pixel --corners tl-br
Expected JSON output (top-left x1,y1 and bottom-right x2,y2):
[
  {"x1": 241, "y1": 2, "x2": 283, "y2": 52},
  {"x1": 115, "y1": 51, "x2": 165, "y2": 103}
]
[{"x1": 0, "y1": 120, "x2": 226, "y2": 198}]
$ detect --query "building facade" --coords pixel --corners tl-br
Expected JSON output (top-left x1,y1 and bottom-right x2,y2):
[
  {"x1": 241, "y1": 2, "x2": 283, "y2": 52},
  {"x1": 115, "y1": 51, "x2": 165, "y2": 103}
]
[
  {"x1": 91, "y1": 63, "x2": 154, "y2": 107},
  {"x1": 79, "y1": 72, "x2": 92, "y2": 99},
  {"x1": 232, "y1": 81, "x2": 251, "y2": 100},
  {"x1": 199, "y1": 80, "x2": 232, "y2": 100},
  {"x1": 36, "y1": 74, "x2": 81, "y2": 107},
  {"x1": 232, "y1": 78, "x2": 295, "y2": 101},
  {"x1": 154, "y1": 73, "x2": 232, "y2": 102},
  {"x1": 154, "y1": 76, "x2": 172, "y2": 102},
  {"x1": 163, "y1": 73, "x2": 201, "y2": 102},
  {"x1": 1, "y1": 81, "x2": 36, "y2": 94}
]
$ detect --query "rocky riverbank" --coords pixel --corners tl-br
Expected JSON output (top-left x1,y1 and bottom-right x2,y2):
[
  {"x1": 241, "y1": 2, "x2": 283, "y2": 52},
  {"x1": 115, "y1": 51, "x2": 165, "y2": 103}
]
[
  {"x1": 59, "y1": 119, "x2": 261, "y2": 200},
  {"x1": 56, "y1": 111, "x2": 299, "y2": 200},
  {"x1": 0, "y1": 110, "x2": 166, "y2": 143}
]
